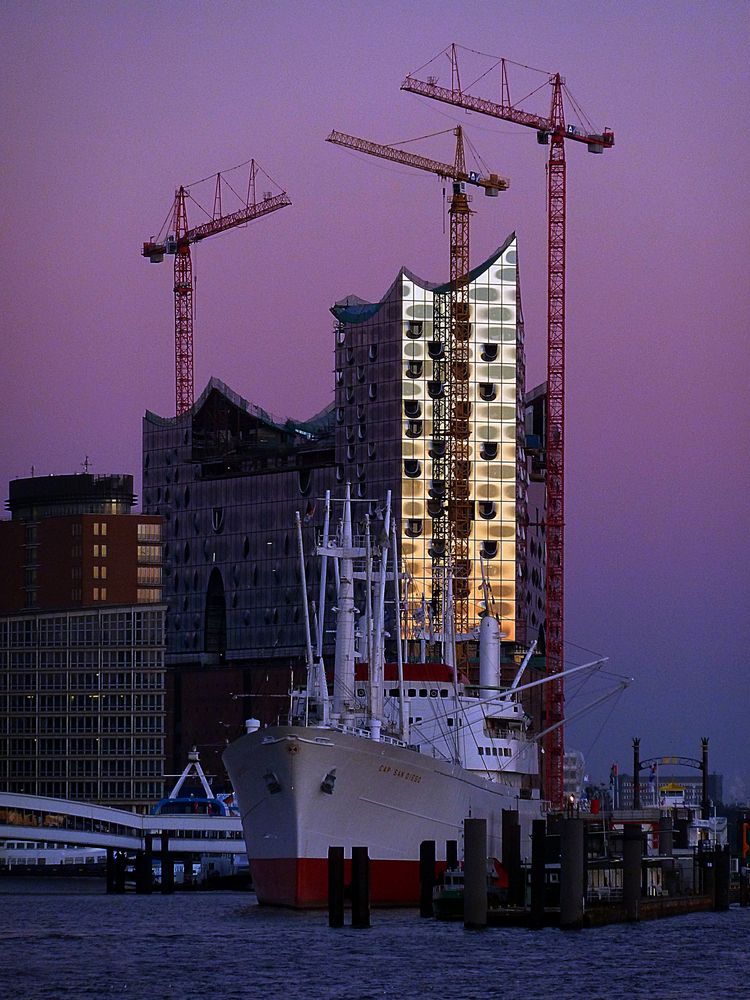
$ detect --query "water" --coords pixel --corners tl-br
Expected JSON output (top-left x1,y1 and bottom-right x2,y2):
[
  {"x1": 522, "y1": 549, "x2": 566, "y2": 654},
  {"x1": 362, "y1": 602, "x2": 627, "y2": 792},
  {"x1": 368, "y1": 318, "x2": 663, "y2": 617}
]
[{"x1": 1, "y1": 878, "x2": 748, "y2": 1000}]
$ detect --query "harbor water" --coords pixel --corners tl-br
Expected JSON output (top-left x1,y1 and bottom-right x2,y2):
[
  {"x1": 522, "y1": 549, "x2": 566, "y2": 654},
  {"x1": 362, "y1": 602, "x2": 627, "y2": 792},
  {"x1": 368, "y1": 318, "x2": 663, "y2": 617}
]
[{"x1": 1, "y1": 878, "x2": 748, "y2": 1000}]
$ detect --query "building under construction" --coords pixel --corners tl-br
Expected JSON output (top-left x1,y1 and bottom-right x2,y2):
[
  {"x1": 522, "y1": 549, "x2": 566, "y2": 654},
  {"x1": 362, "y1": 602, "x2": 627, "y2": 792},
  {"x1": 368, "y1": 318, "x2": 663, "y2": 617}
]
[{"x1": 142, "y1": 235, "x2": 546, "y2": 776}]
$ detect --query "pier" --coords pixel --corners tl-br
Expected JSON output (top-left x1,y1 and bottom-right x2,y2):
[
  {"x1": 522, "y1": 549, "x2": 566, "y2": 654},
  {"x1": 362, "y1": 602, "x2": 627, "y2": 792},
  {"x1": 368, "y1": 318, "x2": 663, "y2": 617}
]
[{"x1": 0, "y1": 791, "x2": 245, "y2": 890}]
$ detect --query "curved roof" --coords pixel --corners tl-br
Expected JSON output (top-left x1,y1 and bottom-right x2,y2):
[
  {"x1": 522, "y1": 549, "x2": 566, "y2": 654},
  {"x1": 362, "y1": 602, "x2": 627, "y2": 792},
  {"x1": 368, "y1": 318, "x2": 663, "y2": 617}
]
[
  {"x1": 330, "y1": 232, "x2": 516, "y2": 325},
  {"x1": 144, "y1": 376, "x2": 335, "y2": 438}
]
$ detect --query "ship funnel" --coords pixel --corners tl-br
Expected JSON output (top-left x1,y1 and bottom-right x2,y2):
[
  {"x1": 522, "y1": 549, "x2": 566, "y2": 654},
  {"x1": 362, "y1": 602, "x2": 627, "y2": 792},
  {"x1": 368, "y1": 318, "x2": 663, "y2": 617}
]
[
  {"x1": 479, "y1": 616, "x2": 501, "y2": 697},
  {"x1": 245, "y1": 718, "x2": 261, "y2": 734}
]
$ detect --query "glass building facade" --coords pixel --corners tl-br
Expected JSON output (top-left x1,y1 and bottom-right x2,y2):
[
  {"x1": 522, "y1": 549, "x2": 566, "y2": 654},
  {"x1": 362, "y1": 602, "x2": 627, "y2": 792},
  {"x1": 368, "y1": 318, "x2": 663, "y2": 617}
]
[
  {"x1": 333, "y1": 235, "x2": 526, "y2": 642},
  {"x1": 0, "y1": 605, "x2": 166, "y2": 809}
]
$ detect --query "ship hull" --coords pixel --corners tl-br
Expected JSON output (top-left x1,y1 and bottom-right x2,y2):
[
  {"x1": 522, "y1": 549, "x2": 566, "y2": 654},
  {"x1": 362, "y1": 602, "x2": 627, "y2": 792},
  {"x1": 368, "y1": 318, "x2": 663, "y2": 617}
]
[{"x1": 223, "y1": 725, "x2": 543, "y2": 908}]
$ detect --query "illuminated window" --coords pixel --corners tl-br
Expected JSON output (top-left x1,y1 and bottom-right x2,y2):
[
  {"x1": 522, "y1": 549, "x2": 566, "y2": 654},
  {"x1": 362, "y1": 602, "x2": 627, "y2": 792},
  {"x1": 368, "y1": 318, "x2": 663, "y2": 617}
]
[
  {"x1": 93, "y1": 566, "x2": 99, "y2": 579},
  {"x1": 93, "y1": 588, "x2": 99, "y2": 601},
  {"x1": 101, "y1": 566, "x2": 107, "y2": 580},
  {"x1": 100, "y1": 587, "x2": 107, "y2": 601},
  {"x1": 93, "y1": 523, "x2": 99, "y2": 536},
  {"x1": 101, "y1": 523, "x2": 107, "y2": 536},
  {"x1": 101, "y1": 545, "x2": 107, "y2": 558},
  {"x1": 137, "y1": 523, "x2": 162, "y2": 542}
]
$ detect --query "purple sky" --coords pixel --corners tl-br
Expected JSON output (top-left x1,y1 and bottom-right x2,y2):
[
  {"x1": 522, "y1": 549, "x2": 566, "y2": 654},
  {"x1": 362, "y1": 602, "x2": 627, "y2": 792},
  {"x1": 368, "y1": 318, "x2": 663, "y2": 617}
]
[{"x1": 2, "y1": 1, "x2": 748, "y2": 794}]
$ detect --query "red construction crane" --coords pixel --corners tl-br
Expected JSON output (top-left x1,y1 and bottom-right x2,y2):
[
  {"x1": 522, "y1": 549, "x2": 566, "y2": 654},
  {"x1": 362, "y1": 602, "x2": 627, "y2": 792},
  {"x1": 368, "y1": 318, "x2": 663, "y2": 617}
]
[
  {"x1": 326, "y1": 128, "x2": 507, "y2": 639},
  {"x1": 143, "y1": 160, "x2": 291, "y2": 416},
  {"x1": 402, "y1": 45, "x2": 614, "y2": 809}
]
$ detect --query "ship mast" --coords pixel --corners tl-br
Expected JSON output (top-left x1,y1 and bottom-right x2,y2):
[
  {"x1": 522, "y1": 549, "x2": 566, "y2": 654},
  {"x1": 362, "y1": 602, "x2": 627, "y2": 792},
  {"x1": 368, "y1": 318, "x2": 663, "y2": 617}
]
[{"x1": 331, "y1": 484, "x2": 359, "y2": 726}]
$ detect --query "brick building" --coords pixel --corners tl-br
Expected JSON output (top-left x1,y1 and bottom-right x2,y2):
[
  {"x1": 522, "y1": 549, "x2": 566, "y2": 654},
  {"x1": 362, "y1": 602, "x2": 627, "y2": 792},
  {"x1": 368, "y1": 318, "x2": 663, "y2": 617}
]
[{"x1": 0, "y1": 473, "x2": 166, "y2": 810}]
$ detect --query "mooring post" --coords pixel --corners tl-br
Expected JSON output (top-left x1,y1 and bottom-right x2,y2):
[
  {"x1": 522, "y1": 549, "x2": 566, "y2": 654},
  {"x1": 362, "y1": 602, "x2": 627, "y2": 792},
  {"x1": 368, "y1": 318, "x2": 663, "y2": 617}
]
[
  {"x1": 114, "y1": 851, "x2": 127, "y2": 893},
  {"x1": 699, "y1": 841, "x2": 715, "y2": 901},
  {"x1": 632, "y1": 738, "x2": 641, "y2": 809},
  {"x1": 135, "y1": 852, "x2": 148, "y2": 894},
  {"x1": 560, "y1": 817, "x2": 585, "y2": 929},
  {"x1": 160, "y1": 831, "x2": 174, "y2": 895},
  {"x1": 658, "y1": 812, "x2": 676, "y2": 895},
  {"x1": 701, "y1": 737, "x2": 710, "y2": 820},
  {"x1": 623, "y1": 824, "x2": 643, "y2": 921},
  {"x1": 714, "y1": 844, "x2": 730, "y2": 912},
  {"x1": 328, "y1": 846, "x2": 345, "y2": 928},
  {"x1": 351, "y1": 846, "x2": 370, "y2": 928},
  {"x1": 106, "y1": 847, "x2": 116, "y2": 894},
  {"x1": 419, "y1": 840, "x2": 436, "y2": 918},
  {"x1": 446, "y1": 839, "x2": 458, "y2": 870},
  {"x1": 463, "y1": 817, "x2": 487, "y2": 929},
  {"x1": 502, "y1": 809, "x2": 523, "y2": 907},
  {"x1": 530, "y1": 819, "x2": 546, "y2": 928}
]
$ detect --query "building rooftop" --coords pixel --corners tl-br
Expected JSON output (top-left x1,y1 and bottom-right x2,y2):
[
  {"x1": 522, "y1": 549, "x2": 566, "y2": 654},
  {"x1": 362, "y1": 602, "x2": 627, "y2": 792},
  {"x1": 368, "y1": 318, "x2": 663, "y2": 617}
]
[{"x1": 6, "y1": 473, "x2": 136, "y2": 519}]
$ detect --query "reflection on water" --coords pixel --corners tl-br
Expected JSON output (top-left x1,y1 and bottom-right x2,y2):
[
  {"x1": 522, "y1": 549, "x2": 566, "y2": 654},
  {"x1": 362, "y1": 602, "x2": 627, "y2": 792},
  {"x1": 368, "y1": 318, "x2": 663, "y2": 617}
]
[{"x1": 1, "y1": 878, "x2": 749, "y2": 1000}]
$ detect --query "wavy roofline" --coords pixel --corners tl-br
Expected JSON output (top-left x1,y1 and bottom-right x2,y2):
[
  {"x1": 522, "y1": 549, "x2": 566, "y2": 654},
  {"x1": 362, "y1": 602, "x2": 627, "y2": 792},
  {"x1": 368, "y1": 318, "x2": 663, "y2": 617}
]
[{"x1": 331, "y1": 232, "x2": 516, "y2": 325}]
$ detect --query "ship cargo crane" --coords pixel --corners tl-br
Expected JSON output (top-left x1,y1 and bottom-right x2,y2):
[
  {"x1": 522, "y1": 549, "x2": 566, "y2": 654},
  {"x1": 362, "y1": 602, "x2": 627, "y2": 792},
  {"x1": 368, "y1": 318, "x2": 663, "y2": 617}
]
[
  {"x1": 402, "y1": 45, "x2": 614, "y2": 809},
  {"x1": 326, "y1": 128, "x2": 507, "y2": 641},
  {"x1": 142, "y1": 161, "x2": 291, "y2": 416}
]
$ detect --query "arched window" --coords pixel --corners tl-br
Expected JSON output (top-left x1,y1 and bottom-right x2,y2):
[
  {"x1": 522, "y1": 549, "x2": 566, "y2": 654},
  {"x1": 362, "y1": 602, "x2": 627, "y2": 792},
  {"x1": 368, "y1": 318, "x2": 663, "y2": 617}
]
[{"x1": 205, "y1": 568, "x2": 227, "y2": 655}]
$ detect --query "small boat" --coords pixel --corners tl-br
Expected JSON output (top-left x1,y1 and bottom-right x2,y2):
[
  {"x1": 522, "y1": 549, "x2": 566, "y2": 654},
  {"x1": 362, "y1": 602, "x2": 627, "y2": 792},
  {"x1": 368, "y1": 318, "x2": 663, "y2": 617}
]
[{"x1": 432, "y1": 865, "x2": 508, "y2": 920}]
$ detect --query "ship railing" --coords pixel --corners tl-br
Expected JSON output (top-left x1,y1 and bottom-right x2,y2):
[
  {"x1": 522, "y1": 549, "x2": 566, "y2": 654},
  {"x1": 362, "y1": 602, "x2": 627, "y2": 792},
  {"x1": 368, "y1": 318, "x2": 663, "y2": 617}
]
[
  {"x1": 332, "y1": 721, "x2": 409, "y2": 749},
  {"x1": 586, "y1": 886, "x2": 623, "y2": 904}
]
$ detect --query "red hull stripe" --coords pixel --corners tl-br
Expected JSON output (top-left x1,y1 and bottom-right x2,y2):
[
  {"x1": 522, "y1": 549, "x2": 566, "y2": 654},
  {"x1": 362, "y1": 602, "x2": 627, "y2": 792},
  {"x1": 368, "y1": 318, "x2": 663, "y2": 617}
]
[{"x1": 251, "y1": 857, "x2": 435, "y2": 908}]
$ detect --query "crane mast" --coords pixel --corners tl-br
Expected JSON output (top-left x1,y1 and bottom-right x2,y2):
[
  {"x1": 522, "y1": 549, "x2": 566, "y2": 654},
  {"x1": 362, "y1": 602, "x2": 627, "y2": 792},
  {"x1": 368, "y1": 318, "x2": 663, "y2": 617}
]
[
  {"x1": 402, "y1": 46, "x2": 614, "y2": 808},
  {"x1": 326, "y1": 128, "x2": 506, "y2": 638},
  {"x1": 447, "y1": 129, "x2": 472, "y2": 636},
  {"x1": 143, "y1": 161, "x2": 291, "y2": 417},
  {"x1": 172, "y1": 188, "x2": 194, "y2": 417}
]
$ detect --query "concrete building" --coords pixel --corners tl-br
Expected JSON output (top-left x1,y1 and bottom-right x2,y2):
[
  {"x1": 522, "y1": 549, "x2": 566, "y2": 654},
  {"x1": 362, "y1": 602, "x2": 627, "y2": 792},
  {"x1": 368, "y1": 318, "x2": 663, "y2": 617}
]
[{"x1": 0, "y1": 474, "x2": 166, "y2": 810}]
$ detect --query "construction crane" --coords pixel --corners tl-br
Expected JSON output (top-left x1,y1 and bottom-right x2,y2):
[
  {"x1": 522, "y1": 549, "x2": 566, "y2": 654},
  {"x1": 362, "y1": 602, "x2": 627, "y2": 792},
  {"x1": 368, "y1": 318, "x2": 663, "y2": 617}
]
[
  {"x1": 402, "y1": 45, "x2": 614, "y2": 809},
  {"x1": 326, "y1": 127, "x2": 507, "y2": 641},
  {"x1": 142, "y1": 161, "x2": 291, "y2": 416}
]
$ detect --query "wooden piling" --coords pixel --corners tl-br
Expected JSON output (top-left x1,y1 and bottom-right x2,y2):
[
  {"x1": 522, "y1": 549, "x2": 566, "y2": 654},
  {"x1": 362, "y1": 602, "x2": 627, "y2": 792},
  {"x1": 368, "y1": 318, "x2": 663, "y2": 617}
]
[
  {"x1": 446, "y1": 839, "x2": 458, "y2": 870},
  {"x1": 160, "y1": 832, "x2": 174, "y2": 895},
  {"x1": 714, "y1": 845, "x2": 730, "y2": 912},
  {"x1": 623, "y1": 824, "x2": 643, "y2": 921},
  {"x1": 560, "y1": 818, "x2": 585, "y2": 929},
  {"x1": 106, "y1": 847, "x2": 117, "y2": 894},
  {"x1": 419, "y1": 840, "x2": 436, "y2": 918},
  {"x1": 530, "y1": 819, "x2": 546, "y2": 928},
  {"x1": 114, "y1": 851, "x2": 127, "y2": 893},
  {"x1": 502, "y1": 809, "x2": 523, "y2": 906},
  {"x1": 463, "y1": 817, "x2": 487, "y2": 929},
  {"x1": 327, "y1": 846, "x2": 345, "y2": 928},
  {"x1": 351, "y1": 846, "x2": 370, "y2": 928}
]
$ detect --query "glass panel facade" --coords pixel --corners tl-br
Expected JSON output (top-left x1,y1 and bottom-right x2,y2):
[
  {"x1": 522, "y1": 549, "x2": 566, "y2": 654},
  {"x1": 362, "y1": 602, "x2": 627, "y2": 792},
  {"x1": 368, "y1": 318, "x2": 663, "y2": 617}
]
[{"x1": 0, "y1": 605, "x2": 166, "y2": 808}]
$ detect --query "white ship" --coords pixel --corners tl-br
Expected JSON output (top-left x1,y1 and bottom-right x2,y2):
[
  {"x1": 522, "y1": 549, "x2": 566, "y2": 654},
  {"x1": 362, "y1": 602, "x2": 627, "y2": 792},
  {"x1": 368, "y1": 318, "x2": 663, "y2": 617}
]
[{"x1": 224, "y1": 487, "x2": 602, "y2": 907}]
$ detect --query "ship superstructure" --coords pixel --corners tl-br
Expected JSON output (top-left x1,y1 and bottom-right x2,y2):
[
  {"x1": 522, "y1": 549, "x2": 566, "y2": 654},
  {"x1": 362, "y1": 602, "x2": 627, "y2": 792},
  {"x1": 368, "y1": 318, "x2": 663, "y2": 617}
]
[{"x1": 224, "y1": 487, "x2": 605, "y2": 907}]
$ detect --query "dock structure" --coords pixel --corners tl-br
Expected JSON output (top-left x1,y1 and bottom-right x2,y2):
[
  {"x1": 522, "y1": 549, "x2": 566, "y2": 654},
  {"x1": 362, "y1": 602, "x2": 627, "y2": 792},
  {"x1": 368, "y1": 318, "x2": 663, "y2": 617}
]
[
  {"x1": 0, "y1": 791, "x2": 244, "y2": 857},
  {"x1": 426, "y1": 811, "x2": 736, "y2": 928}
]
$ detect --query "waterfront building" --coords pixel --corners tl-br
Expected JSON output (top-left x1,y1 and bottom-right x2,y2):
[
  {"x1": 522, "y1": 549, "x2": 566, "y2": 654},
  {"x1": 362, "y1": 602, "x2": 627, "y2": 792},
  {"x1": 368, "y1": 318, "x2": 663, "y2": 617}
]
[
  {"x1": 0, "y1": 474, "x2": 162, "y2": 612},
  {"x1": 617, "y1": 771, "x2": 724, "y2": 810},
  {"x1": 563, "y1": 748, "x2": 586, "y2": 801},
  {"x1": 142, "y1": 235, "x2": 546, "y2": 776},
  {"x1": 331, "y1": 234, "x2": 526, "y2": 644},
  {"x1": 0, "y1": 474, "x2": 166, "y2": 810}
]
